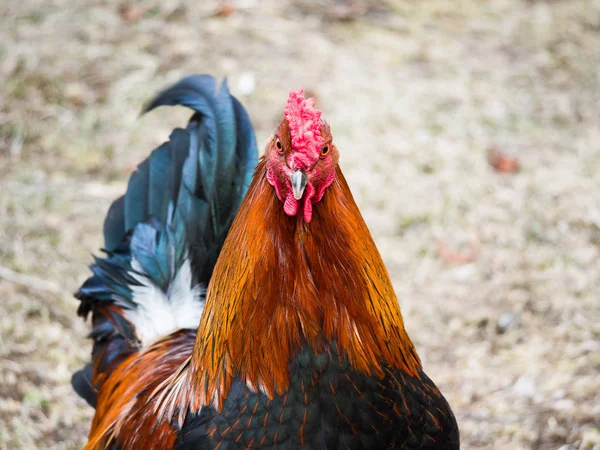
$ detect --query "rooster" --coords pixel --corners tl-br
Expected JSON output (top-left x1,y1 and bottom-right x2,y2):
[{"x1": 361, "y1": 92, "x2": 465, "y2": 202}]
[{"x1": 73, "y1": 75, "x2": 459, "y2": 449}]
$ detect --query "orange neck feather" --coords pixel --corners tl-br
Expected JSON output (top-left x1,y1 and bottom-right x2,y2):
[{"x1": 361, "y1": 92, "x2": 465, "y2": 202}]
[{"x1": 189, "y1": 159, "x2": 421, "y2": 410}]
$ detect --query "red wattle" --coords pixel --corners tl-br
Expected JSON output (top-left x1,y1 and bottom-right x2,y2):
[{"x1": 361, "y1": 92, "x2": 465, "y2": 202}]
[
  {"x1": 284, "y1": 194, "x2": 299, "y2": 217},
  {"x1": 303, "y1": 183, "x2": 316, "y2": 223}
]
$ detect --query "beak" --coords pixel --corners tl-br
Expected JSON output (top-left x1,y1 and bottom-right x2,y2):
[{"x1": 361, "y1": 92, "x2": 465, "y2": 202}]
[{"x1": 290, "y1": 169, "x2": 307, "y2": 200}]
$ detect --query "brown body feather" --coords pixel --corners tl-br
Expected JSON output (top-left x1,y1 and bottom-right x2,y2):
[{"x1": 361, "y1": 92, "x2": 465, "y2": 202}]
[
  {"x1": 188, "y1": 158, "x2": 421, "y2": 411},
  {"x1": 86, "y1": 330, "x2": 195, "y2": 449}
]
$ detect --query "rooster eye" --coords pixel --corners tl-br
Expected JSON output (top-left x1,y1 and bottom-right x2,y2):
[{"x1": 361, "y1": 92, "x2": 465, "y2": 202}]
[
  {"x1": 276, "y1": 139, "x2": 283, "y2": 153},
  {"x1": 321, "y1": 144, "x2": 330, "y2": 157}
]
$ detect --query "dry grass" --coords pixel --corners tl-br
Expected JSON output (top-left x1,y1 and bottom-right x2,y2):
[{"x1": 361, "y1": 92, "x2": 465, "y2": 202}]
[{"x1": 1, "y1": 0, "x2": 599, "y2": 448}]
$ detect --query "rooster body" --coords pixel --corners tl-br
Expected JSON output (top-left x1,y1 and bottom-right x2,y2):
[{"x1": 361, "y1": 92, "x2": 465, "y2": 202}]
[{"x1": 74, "y1": 76, "x2": 459, "y2": 449}]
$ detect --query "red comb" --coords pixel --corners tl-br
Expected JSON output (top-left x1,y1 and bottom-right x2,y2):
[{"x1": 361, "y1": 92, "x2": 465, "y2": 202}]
[{"x1": 284, "y1": 89, "x2": 325, "y2": 168}]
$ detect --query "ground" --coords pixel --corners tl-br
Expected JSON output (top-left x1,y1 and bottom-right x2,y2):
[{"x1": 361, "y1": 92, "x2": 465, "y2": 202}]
[{"x1": 1, "y1": 0, "x2": 599, "y2": 449}]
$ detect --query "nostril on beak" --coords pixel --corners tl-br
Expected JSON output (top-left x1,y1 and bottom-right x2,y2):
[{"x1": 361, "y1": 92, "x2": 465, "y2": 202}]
[{"x1": 290, "y1": 170, "x2": 307, "y2": 200}]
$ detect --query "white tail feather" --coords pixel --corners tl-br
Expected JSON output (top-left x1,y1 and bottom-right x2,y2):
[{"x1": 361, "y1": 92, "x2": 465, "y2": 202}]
[{"x1": 126, "y1": 257, "x2": 205, "y2": 346}]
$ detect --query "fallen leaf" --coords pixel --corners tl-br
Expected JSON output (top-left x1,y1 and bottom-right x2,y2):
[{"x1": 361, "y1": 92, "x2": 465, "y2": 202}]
[
  {"x1": 119, "y1": 3, "x2": 150, "y2": 23},
  {"x1": 487, "y1": 146, "x2": 519, "y2": 173},
  {"x1": 437, "y1": 234, "x2": 480, "y2": 264},
  {"x1": 328, "y1": 4, "x2": 366, "y2": 21},
  {"x1": 214, "y1": 3, "x2": 236, "y2": 17}
]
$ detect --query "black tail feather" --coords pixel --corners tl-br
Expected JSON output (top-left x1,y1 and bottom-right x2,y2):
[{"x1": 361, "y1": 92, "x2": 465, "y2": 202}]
[
  {"x1": 73, "y1": 75, "x2": 258, "y2": 407},
  {"x1": 71, "y1": 364, "x2": 96, "y2": 408}
]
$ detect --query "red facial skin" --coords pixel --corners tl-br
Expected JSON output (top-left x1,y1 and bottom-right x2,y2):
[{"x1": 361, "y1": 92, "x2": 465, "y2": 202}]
[{"x1": 265, "y1": 119, "x2": 339, "y2": 223}]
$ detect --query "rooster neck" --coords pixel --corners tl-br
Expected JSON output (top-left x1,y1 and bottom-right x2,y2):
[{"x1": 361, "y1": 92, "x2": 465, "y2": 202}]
[{"x1": 190, "y1": 160, "x2": 421, "y2": 411}]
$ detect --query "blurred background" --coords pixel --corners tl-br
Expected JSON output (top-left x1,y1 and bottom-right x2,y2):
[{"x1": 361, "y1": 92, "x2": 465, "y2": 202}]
[{"x1": 1, "y1": 0, "x2": 599, "y2": 448}]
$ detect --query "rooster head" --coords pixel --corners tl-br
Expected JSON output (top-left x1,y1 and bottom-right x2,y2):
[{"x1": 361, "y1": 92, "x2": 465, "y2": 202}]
[{"x1": 265, "y1": 89, "x2": 339, "y2": 223}]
